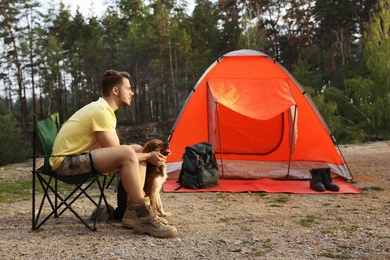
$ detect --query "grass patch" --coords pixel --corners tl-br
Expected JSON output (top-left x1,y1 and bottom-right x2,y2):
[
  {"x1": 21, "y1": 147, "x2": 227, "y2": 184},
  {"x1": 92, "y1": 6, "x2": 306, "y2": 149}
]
[
  {"x1": 252, "y1": 243, "x2": 272, "y2": 257},
  {"x1": 263, "y1": 243, "x2": 272, "y2": 249},
  {"x1": 320, "y1": 251, "x2": 353, "y2": 259},
  {"x1": 216, "y1": 193, "x2": 229, "y2": 199},
  {"x1": 360, "y1": 186, "x2": 384, "y2": 191},
  {"x1": 300, "y1": 214, "x2": 317, "y2": 227},
  {"x1": 342, "y1": 224, "x2": 359, "y2": 234},
  {"x1": 338, "y1": 244, "x2": 355, "y2": 250},
  {"x1": 254, "y1": 251, "x2": 266, "y2": 256},
  {"x1": 0, "y1": 179, "x2": 31, "y2": 203},
  {"x1": 242, "y1": 226, "x2": 252, "y2": 231},
  {"x1": 268, "y1": 195, "x2": 290, "y2": 207},
  {"x1": 0, "y1": 173, "x2": 109, "y2": 204},
  {"x1": 322, "y1": 228, "x2": 338, "y2": 235},
  {"x1": 275, "y1": 195, "x2": 290, "y2": 203}
]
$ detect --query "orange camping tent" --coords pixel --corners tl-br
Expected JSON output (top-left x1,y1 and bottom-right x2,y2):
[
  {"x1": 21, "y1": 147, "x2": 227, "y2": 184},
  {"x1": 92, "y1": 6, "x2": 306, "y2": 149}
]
[{"x1": 166, "y1": 49, "x2": 351, "y2": 181}]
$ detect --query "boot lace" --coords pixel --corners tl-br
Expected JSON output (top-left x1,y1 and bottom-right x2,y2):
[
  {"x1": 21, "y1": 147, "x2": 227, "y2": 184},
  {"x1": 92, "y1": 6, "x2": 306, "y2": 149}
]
[{"x1": 312, "y1": 173, "x2": 322, "y2": 182}]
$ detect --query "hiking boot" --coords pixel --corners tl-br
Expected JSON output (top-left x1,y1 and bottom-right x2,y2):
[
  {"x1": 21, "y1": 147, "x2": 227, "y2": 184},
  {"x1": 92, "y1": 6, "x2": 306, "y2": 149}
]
[
  {"x1": 131, "y1": 197, "x2": 177, "y2": 238},
  {"x1": 122, "y1": 204, "x2": 137, "y2": 228},
  {"x1": 122, "y1": 202, "x2": 168, "y2": 229},
  {"x1": 320, "y1": 168, "x2": 340, "y2": 191},
  {"x1": 309, "y1": 168, "x2": 325, "y2": 191}
]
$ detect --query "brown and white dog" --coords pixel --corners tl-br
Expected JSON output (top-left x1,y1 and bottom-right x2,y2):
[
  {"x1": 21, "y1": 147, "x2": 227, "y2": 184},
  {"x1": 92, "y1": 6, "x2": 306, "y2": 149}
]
[{"x1": 143, "y1": 139, "x2": 171, "y2": 217}]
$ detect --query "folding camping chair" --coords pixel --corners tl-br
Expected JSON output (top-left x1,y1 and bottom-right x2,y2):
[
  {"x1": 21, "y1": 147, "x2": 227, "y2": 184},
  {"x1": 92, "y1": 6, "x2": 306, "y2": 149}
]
[{"x1": 32, "y1": 112, "x2": 116, "y2": 231}]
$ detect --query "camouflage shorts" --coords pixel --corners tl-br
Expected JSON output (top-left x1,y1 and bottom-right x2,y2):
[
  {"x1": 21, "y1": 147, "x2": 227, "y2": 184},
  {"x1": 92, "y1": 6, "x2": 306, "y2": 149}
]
[{"x1": 55, "y1": 152, "x2": 98, "y2": 176}]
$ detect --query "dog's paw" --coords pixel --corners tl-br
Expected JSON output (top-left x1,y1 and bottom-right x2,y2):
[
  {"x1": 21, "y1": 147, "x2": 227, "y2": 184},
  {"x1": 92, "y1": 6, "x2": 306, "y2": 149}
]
[{"x1": 159, "y1": 211, "x2": 172, "y2": 217}]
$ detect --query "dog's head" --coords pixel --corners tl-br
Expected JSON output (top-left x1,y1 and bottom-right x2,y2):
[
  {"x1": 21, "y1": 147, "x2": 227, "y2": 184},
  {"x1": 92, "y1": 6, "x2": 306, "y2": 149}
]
[{"x1": 143, "y1": 139, "x2": 171, "y2": 156}]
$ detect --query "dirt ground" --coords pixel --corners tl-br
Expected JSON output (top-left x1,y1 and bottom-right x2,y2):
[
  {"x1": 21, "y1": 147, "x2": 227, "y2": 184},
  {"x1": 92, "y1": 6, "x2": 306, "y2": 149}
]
[{"x1": 0, "y1": 141, "x2": 389, "y2": 259}]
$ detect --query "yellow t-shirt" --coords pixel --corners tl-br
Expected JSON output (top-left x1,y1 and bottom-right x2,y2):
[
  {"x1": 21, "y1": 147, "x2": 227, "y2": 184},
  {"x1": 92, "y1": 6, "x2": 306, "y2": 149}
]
[{"x1": 50, "y1": 98, "x2": 116, "y2": 170}]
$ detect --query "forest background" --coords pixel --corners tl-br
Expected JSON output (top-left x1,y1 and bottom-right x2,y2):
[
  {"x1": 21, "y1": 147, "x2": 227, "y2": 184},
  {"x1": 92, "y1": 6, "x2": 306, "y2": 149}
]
[{"x1": 0, "y1": 0, "x2": 389, "y2": 166}]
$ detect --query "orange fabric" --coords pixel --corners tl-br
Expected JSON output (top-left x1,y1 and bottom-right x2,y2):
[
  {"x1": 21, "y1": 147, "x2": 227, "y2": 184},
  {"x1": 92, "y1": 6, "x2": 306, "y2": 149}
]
[
  {"x1": 163, "y1": 177, "x2": 361, "y2": 194},
  {"x1": 208, "y1": 79, "x2": 295, "y2": 120}
]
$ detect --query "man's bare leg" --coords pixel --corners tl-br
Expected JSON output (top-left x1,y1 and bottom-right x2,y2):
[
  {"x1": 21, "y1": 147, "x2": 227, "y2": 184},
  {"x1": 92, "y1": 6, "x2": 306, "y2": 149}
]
[
  {"x1": 109, "y1": 144, "x2": 146, "y2": 219},
  {"x1": 92, "y1": 145, "x2": 143, "y2": 204},
  {"x1": 130, "y1": 144, "x2": 147, "y2": 186}
]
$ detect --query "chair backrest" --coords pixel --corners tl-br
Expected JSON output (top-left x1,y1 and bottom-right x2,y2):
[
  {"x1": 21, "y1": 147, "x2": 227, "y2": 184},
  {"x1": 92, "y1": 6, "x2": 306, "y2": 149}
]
[{"x1": 34, "y1": 113, "x2": 60, "y2": 173}]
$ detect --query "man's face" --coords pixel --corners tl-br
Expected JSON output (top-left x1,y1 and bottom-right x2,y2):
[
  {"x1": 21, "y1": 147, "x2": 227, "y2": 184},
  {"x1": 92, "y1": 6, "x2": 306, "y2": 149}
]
[{"x1": 117, "y1": 78, "x2": 134, "y2": 107}]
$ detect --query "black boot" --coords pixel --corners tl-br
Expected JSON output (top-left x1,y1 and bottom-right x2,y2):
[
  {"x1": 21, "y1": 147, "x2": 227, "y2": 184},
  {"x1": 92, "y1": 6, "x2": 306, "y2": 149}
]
[
  {"x1": 309, "y1": 168, "x2": 325, "y2": 191},
  {"x1": 320, "y1": 168, "x2": 340, "y2": 191}
]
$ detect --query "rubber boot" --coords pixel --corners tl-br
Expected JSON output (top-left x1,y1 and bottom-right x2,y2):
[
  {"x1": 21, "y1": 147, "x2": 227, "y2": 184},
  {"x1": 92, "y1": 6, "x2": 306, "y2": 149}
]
[
  {"x1": 309, "y1": 168, "x2": 325, "y2": 191},
  {"x1": 320, "y1": 168, "x2": 340, "y2": 191},
  {"x1": 131, "y1": 197, "x2": 177, "y2": 238}
]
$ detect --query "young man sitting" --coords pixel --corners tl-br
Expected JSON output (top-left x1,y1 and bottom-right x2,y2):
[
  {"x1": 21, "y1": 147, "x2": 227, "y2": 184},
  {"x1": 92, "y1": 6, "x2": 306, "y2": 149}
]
[{"x1": 50, "y1": 69, "x2": 177, "y2": 238}]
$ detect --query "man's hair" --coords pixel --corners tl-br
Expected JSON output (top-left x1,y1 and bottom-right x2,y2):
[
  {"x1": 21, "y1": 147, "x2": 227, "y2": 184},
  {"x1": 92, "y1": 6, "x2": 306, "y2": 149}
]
[{"x1": 101, "y1": 70, "x2": 131, "y2": 97}]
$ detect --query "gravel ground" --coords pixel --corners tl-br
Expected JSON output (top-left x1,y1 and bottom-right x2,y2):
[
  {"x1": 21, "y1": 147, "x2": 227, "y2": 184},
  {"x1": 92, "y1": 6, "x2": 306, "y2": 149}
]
[{"x1": 0, "y1": 141, "x2": 389, "y2": 259}]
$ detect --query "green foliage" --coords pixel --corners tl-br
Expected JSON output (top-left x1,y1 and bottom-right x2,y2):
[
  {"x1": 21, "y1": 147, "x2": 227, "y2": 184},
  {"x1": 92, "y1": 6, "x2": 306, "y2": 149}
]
[
  {"x1": 292, "y1": 58, "x2": 350, "y2": 143},
  {"x1": 362, "y1": 0, "x2": 390, "y2": 138},
  {"x1": 238, "y1": 13, "x2": 268, "y2": 51},
  {"x1": 292, "y1": 58, "x2": 323, "y2": 93},
  {"x1": 0, "y1": 0, "x2": 389, "y2": 143},
  {"x1": 343, "y1": 77, "x2": 375, "y2": 139},
  {"x1": 0, "y1": 115, "x2": 30, "y2": 166}
]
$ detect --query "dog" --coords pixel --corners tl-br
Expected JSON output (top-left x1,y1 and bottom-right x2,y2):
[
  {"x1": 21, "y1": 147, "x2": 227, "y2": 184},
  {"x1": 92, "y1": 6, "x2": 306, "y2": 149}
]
[
  {"x1": 143, "y1": 139, "x2": 171, "y2": 217},
  {"x1": 90, "y1": 139, "x2": 171, "y2": 222}
]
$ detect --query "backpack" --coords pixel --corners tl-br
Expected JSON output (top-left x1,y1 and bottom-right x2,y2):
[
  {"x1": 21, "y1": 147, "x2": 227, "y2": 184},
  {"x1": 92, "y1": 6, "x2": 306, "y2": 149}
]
[{"x1": 177, "y1": 142, "x2": 219, "y2": 189}]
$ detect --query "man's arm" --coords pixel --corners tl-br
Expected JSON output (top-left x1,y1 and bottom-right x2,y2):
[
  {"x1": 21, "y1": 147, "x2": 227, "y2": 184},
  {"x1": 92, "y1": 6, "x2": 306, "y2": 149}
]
[{"x1": 96, "y1": 131, "x2": 120, "y2": 147}]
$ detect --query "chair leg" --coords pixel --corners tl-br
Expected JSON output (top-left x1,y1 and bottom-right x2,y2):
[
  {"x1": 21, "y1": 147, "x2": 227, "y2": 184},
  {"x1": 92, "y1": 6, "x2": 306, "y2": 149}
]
[
  {"x1": 34, "y1": 174, "x2": 61, "y2": 230},
  {"x1": 32, "y1": 171, "x2": 37, "y2": 230},
  {"x1": 91, "y1": 175, "x2": 109, "y2": 231},
  {"x1": 57, "y1": 180, "x2": 96, "y2": 217},
  {"x1": 54, "y1": 178, "x2": 58, "y2": 218},
  {"x1": 32, "y1": 173, "x2": 112, "y2": 231}
]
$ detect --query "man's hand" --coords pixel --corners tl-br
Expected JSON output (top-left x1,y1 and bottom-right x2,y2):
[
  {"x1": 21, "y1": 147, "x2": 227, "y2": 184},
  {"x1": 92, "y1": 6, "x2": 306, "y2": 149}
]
[{"x1": 147, "y1": 151, "x2": 167, "y2": 166}]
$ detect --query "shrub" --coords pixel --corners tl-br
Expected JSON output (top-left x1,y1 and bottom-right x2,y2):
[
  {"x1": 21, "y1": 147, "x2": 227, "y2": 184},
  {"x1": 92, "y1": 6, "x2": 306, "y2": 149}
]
[{"x1": 0, "y1": 115, "x2": 30, "y2": 166}]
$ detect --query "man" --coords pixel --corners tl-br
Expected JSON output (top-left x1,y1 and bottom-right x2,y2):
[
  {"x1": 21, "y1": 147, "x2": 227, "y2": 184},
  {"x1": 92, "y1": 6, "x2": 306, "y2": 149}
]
[{"x1": 50, "y1": 69, "x2": 177, "y2": 238}]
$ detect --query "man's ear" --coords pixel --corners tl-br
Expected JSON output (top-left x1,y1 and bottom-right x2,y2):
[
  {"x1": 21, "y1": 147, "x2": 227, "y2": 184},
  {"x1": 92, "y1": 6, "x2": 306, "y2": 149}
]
[{"x1": 113, "y1": 86, "x2": 118, "y2": 95}]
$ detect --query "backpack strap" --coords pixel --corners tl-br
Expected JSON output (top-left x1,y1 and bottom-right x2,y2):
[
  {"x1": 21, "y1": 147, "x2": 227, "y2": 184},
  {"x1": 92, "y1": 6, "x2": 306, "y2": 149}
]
[
  {"x1": 175, "y1": 185, "x2": 183, "y2": 191},
  {"x1": 175, "y1": 168, "x2": 185, "y2": 190}
]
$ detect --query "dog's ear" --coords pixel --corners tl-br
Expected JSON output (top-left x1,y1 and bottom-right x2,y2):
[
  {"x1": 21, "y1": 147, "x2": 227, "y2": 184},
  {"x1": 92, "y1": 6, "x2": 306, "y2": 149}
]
[{"x1": 143, "y1": 141, "x2": 152, "y2": 153}]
